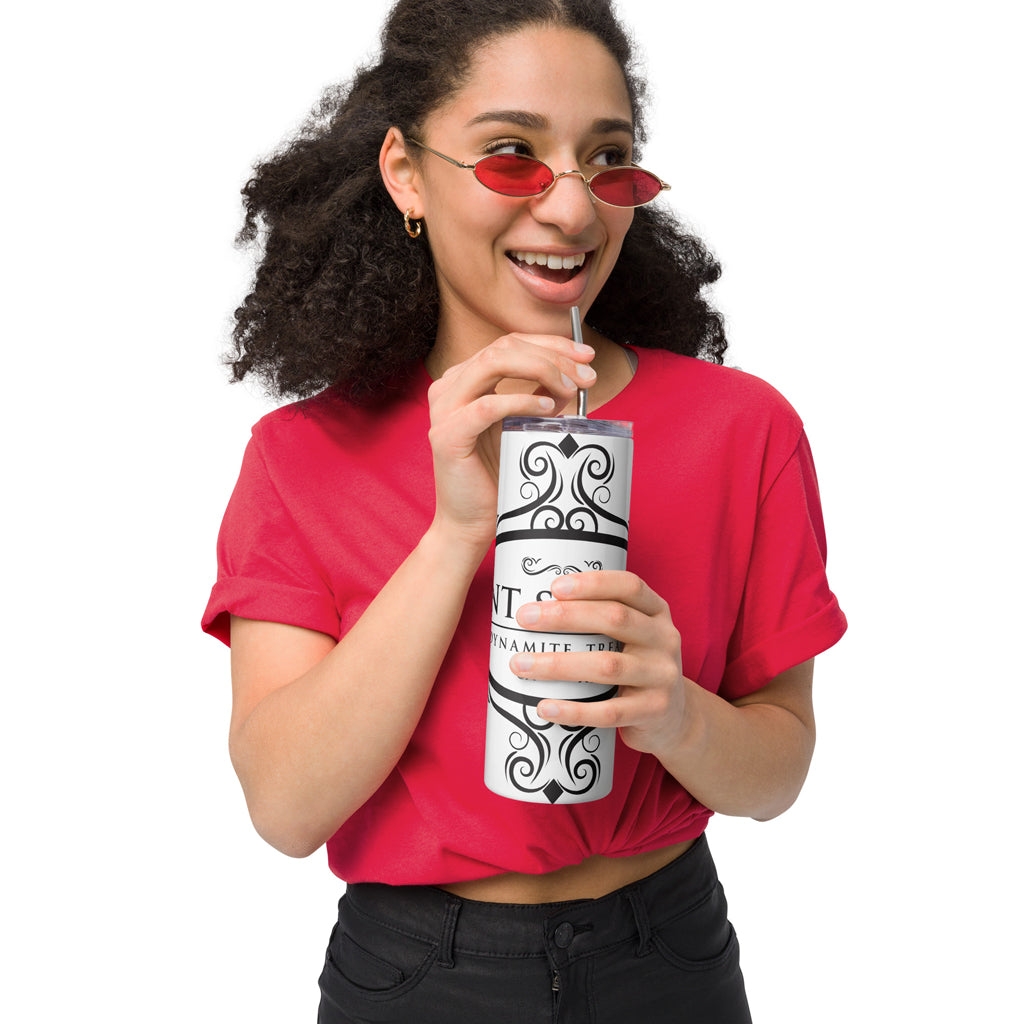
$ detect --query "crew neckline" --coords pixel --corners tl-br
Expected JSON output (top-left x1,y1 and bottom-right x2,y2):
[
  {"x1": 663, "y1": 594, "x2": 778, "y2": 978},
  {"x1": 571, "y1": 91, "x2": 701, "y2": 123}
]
[{"x1": 594, "y1": 344, "x2": 640, "y2": 418}]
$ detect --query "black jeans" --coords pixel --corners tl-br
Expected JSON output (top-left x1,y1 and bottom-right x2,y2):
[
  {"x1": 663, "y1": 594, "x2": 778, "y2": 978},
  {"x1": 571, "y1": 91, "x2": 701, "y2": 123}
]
[{"x1": 317, "y1": 834, "x2": 751, "y2": 1023}]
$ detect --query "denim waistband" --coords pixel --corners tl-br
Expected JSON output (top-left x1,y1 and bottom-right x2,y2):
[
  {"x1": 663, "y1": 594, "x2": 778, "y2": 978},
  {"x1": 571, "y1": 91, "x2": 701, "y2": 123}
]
[{"x1": 343, "y1": 833, "x2": 717, "y2": 963}]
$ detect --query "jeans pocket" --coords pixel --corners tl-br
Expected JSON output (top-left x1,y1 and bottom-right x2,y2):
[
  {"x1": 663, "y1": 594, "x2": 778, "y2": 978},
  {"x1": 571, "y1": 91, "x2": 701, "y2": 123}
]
[
  {"x1": 319, "y1": 899, "x2": 438, "y2": 1006},
  {"x1": 651, "y1": 882, "x2": 739, "y2": 972}
]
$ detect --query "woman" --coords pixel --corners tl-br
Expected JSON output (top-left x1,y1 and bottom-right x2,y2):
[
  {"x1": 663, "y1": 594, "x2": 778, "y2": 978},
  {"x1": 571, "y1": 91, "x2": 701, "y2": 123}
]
[{"x1": 203, "y1": 0, "x2": 847, "y2": 1020}]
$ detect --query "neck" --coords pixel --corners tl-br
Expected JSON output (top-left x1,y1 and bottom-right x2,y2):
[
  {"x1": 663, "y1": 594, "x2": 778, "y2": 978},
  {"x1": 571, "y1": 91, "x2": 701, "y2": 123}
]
[
  {"x1": 424, "y1": 318, "x2": 635, "y2": 415},
  {"x1": 424, "y1": 308, "x2": 506, "y2": 380}
]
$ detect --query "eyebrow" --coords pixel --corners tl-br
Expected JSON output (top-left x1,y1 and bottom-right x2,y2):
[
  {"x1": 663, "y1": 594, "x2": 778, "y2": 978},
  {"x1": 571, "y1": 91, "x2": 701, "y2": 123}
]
[
  {"x1": 465, "y1": 110, "x2": 634, "y2": 137},
  {"x1": 466, "y1": 109, "x2": 548, "y2": 130}
]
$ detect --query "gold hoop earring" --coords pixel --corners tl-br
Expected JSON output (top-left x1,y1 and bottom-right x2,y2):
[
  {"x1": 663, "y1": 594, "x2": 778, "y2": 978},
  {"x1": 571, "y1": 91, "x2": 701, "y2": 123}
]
[{"x1": 404, "y1": 209, "x2": 422, "y2": 238}]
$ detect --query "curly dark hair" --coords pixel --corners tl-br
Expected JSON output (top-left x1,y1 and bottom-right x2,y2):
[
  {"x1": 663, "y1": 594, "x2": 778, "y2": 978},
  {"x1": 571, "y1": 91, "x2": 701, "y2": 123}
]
[{"x1": 228, "y1": 0, "x2": 726, "y2": 402}]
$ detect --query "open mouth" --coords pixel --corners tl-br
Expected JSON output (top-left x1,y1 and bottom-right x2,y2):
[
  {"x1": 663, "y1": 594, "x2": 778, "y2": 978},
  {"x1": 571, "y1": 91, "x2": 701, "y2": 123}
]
[{"x1": 506, "y1": 250, "x2": 590, "y2": 284}]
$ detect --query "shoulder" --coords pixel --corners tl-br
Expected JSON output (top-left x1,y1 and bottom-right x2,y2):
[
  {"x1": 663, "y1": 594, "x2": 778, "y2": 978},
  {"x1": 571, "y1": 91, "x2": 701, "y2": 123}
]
[
  {"x1": 629, "y1": 347, "x2": 804, "y2": 440},
  {"x1": 249, "y1": 381, "x2": 428, "y2": 466}
]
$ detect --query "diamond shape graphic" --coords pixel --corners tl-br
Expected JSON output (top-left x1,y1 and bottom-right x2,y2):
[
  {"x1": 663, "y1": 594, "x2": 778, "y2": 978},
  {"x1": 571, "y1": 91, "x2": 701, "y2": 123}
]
[
  {"x1": 543, "y1": 779, "x2": 565, "y2": 803},
  {"x1": 557, "y1": 434, "x2": 579, "y2": 458}
]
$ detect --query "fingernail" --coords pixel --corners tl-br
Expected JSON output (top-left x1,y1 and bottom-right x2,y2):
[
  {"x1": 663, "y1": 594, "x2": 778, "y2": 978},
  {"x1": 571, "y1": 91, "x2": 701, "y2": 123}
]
[
  {"x1": 560, "y1": 373, "x2": 575, "y2": 389},
  {"x1": 510, "y1": 653, "x2": 534, "y2": 672},
  {"x1": 578, "y1": 365, "x2": 597, "y2": 382},
  {"x1": 550, "y1": 575, "x2": 576, "y2": 597},
  {"x1": 538, "y1": 396, "x2": 555, "y2": 411},
  {"x1": 518, "y1": 604, "x2": 541, "y2": 625},
  {"x1": 538, "y1": 701, "x2": 560, "y2": 720}
]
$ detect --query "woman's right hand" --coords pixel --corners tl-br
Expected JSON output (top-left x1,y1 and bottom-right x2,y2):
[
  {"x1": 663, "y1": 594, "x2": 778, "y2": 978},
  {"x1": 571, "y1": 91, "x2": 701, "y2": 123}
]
[{"x1": 425, "y1": 332, "x2": 596, "y2": 547}]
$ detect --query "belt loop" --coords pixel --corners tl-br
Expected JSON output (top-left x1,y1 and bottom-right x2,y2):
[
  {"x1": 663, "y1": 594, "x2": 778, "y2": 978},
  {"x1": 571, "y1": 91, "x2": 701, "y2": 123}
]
[
  {"x1": 626, "y1": 889, "x2": 653, "y2": 957},
  {"x1": 437, "y1": 895, "x2": 461, "y2": 969}
]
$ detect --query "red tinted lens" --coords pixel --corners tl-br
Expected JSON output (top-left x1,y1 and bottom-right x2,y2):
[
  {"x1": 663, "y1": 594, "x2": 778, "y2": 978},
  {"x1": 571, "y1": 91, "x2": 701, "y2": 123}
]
[
  {"x1": 589, "y1": 167, "x2": 664, "y2": 207},
  {"x1": 474, "y1": 154, "x2": 554, "y2": 196}
]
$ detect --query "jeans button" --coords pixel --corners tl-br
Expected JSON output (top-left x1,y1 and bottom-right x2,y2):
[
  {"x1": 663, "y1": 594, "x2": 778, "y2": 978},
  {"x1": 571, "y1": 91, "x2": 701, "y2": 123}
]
[{"x1": 554, "y1": 922, "x2": 574, "y2": 948}]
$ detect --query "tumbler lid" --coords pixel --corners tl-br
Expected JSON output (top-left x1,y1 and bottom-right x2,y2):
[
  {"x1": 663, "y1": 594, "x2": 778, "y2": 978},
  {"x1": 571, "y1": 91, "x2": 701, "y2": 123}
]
[{"x1": 501, "y1": 416, "x2": 633, "y2": 439}]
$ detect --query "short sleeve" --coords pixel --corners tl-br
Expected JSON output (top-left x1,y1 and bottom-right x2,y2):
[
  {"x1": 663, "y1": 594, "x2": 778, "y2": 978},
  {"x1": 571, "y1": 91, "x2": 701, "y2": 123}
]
[
  {"x1": 201, "y1": 429, "x2": 341, "y2": 646},
  {"x1": 720, "y1": 430, "x2": 847, "y2": 699}
]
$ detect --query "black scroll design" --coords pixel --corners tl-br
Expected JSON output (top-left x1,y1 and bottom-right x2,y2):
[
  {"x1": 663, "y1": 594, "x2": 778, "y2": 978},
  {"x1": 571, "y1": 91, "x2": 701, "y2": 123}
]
[
  {"x1": 497, "y1": 438, "x2": 627, "y2": 535},
  {"x1": 488, "y1": 674, "x2": 614, "y2": 802},
  {"x1": 556, "y1": 726, "x2": 603, "y2": 799},
  {"x1": 569, "y1": 443, "x2": 629, "y2": 532},
  {"x1": 521, "y1": 557, "x2": 604, "y2": 576},
  {"x1": 488, "y1": 676, "x2": 555, "y2": 796},
  {"x1": 496, "y1": 442, "x2": 563, "y2": 529}
]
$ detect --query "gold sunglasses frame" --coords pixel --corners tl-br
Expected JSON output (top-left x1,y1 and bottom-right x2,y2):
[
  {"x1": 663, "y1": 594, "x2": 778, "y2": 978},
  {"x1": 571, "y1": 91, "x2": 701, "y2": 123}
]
[{"x1": 406, "y1": 138, "x2": 671, "y2": 208}]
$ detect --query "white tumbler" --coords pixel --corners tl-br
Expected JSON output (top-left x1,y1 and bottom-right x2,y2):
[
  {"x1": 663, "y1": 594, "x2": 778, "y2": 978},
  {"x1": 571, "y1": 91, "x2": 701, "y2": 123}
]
[{"x1": 485, "y1": 415, "x2": 633, "y2": 804}]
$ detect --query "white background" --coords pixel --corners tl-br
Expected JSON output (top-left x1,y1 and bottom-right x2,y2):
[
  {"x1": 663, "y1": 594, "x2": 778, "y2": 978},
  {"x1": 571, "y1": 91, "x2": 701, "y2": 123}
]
[{"x1": 4, "y1": 0, "x2": 1020, "y2": 1019}]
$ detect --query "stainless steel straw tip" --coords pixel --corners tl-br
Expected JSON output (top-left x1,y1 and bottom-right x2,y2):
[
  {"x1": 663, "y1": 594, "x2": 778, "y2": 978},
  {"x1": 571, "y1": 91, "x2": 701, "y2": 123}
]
[{"x1": 570, "y1": 306, "x2": 587, "y2": 418}]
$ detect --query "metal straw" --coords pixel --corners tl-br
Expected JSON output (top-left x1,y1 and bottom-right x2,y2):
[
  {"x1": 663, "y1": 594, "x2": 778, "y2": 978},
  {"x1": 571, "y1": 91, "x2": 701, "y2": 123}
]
[{"x1": 570, "y1": 306, "x2": 587, "y2": 417}]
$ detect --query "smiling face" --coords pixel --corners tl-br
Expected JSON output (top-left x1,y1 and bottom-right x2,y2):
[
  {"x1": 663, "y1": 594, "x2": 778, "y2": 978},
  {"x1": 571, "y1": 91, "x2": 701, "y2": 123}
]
[{"x1": 393, "y1": 25, "x2": 636, "y2": 358}]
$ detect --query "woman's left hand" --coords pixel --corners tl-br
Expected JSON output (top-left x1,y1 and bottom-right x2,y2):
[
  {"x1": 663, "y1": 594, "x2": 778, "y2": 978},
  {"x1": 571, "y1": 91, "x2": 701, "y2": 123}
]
[{"x1": 509, "y1": 570, "x2": 690, "y2": 759}]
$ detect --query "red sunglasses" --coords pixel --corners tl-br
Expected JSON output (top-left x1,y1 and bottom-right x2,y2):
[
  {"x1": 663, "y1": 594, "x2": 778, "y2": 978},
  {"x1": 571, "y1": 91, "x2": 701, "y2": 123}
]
[{"x1": 407, "y1": 139, "x2": 671, "y2": 208}]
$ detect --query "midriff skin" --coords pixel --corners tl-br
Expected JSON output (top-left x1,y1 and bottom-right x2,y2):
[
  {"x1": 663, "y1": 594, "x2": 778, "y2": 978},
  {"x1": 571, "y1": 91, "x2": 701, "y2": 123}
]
[{"x1": 438, "y1": 838, "x2": 695, "y2": 904}]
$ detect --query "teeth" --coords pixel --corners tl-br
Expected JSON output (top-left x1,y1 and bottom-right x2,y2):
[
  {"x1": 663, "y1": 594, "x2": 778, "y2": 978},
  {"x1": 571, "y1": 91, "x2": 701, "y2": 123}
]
[{"x1": 512, "y1": 251, "x2": 587, "y2": 268}]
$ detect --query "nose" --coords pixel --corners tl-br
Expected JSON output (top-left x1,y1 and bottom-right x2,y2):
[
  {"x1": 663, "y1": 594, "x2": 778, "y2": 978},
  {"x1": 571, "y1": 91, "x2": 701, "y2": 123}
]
[{"x1": 531, "y1": 169, "x2": 597, "y2": 236}]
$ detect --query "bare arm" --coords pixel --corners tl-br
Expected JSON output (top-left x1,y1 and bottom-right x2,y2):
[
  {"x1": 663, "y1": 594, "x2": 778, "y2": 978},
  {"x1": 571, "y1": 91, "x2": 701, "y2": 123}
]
[
  {"x1": 228, "y1": 521, "x2": 485, "y2": 857},
  {"x1": 657, "y1": 660, "x2": 815, "y2": 821},
  {"x1": 509, "y1": 571, "x2": 816, "y2": 821},
  {"x1": 227, "y1": 334, "x2": 596, "y2": 857}
]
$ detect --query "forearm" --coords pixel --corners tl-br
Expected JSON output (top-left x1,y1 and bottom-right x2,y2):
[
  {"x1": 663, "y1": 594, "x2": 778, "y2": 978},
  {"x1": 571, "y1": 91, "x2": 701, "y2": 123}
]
[
  {"x1": 510, "y1": 573, "x2": 818, "y2": 823},
  {"x1": 230, "y1": 520, "x2": 487, "y2": 857},
  {"x1": 657, "y1": 662, "x2": 816, "y2": 821}
]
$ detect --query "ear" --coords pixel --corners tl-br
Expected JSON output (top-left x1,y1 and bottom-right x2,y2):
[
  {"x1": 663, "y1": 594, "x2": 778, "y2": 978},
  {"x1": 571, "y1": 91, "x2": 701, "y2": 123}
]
[{"x1": 379, "y1": 127, "x2": 424, "y2": 219}]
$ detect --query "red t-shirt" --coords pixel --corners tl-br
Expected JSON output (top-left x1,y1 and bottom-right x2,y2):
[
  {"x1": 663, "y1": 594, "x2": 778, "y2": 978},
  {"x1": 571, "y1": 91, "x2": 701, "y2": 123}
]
[{"x1": 203, "y1": 348, "x2": 847, "y2": 884}]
